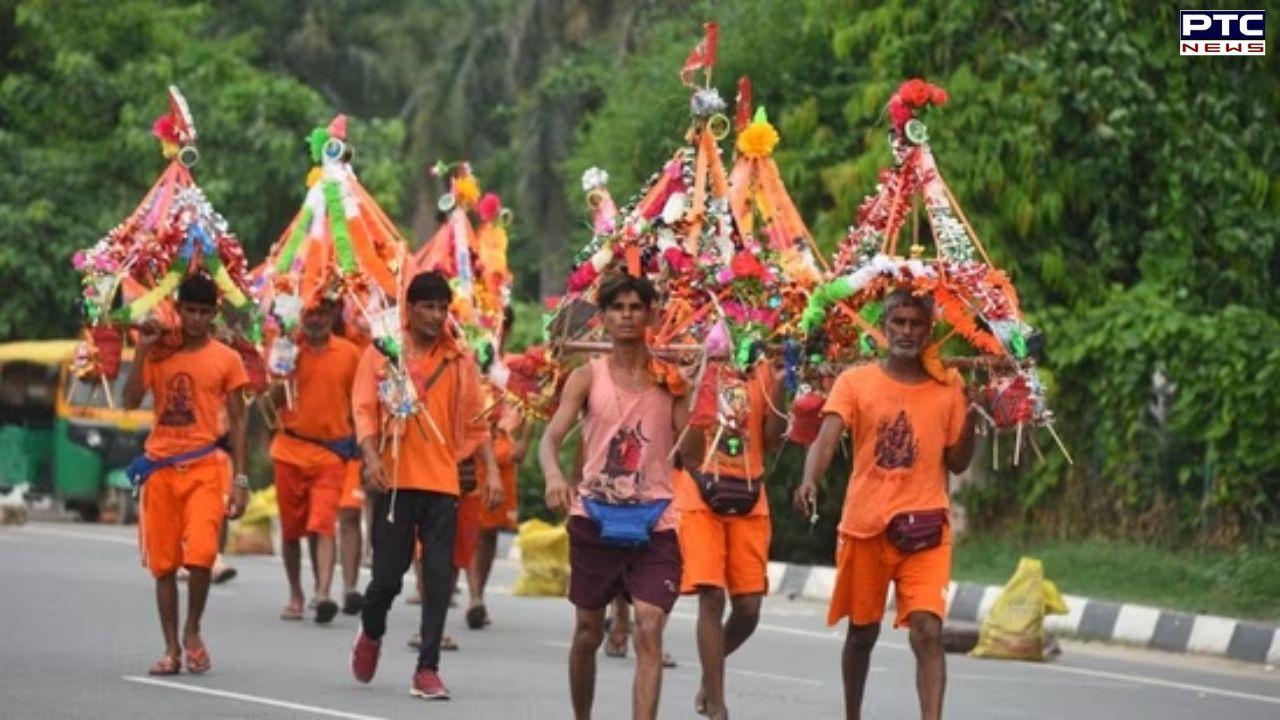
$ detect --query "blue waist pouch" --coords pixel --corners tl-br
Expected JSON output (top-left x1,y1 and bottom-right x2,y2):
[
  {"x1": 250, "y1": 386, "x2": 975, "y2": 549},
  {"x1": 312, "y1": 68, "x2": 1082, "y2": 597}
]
[
  {"x1": 582, "y1": 497, "x2": 671, "y2": 548},
  {"x1": 127, "y1": 444, "x2": 218, "y2": 490}
]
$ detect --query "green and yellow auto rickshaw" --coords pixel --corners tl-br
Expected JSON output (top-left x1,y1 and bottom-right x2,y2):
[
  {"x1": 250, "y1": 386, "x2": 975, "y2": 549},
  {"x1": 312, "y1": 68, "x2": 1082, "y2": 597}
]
[{"x1": 0, "y1": 340, "x2": 152, "y2": 521}]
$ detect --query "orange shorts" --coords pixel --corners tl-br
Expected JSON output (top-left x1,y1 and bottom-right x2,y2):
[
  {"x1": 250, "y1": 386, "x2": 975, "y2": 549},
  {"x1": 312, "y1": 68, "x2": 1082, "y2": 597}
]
[
  {"x1": 139, "y1": 454, "x2": 228, "y2": 578},
  {"x1": 274, "y1": 460, "x2": 344, "y2": 541},
  {"x1": 339, "y1": 461, "x2": 365, "y2": 511},
  {"x1": 453, "y1": 492, "x2": 483, "y2": 569},
  {"x1": 478, "y1": 468, "x2": 518, "y2": 531},
  {"x1": 678, "y1": 510, "x2": 771, "y2": 596},
  {"x1": 826, "y1": 528, "x2": 952, "y2": 628}
]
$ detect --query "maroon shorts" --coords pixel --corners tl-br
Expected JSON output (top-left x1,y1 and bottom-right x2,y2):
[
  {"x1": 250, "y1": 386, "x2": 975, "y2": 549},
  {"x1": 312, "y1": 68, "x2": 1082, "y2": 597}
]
[{"x1": 567, "y1": 516, "x2": 682, "y2": 613}]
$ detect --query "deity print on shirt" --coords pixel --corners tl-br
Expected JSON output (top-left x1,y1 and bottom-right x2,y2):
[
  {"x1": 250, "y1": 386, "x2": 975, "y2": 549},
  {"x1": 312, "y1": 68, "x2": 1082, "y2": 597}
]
[
  {"x1": 874, "y1": 410, "x2": 918, "y2": 470},
  {"x1": 583, "y1": 421, "x2": 650, "y2": 504},
  {"x1": 158, "y1": 372, "x2": 197, "y2": 427}
]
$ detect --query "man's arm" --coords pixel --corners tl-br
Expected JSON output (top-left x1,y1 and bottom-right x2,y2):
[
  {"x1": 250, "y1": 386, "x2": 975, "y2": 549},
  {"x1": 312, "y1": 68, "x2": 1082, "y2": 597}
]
[
  {"x1": 225, "y1": 389, "x2": 249, "y2": 518},
  {"x1": 538, "y1": 366, "x2": 591, "y2": 513},
  {"x1": 510, "y1": 420, "x2": 533, "y2": 464},
  {"x1": 762, "y1": 362, "x2": 788, "y2": 455},
  {"x1": 794, "y1": 415, "x2": 845, "y2": 516},
  {"x1": 351, "y1": 349, "x2": 388, "y2": 490},
  {"x1": 672, "y1": 391, "x2": 705, "y2": 471},
  {"x1": 122, "y1": 321, "x2": 161, "y2": 409},
  {"x1": 476, "y1": 439, "x2": 503, "y2": 511},
  {"x1": 943, "y1": 401, "x2": 976, "y2": 474}
]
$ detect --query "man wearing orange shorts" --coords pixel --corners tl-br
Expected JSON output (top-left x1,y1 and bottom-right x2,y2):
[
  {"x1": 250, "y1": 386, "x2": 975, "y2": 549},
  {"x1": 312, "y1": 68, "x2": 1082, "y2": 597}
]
[
  {"x1": 270, "y1": 298, "x2": 361, "y2": 624},
  {"x1": 336, "y1": 306, "x2": 373, "y2": 615},
  {"x1": 796, "y1": 289, "x2": 975, "y2": 720},
  {"x1": 675, "y1": 359, "x2": 785, "y2": 720},
  {"x1": 123, "y1": 274, "x2": 249, "y2": 676},
  {"x1": 467, "y1": 308, "x2": 530, "y2": 630}
]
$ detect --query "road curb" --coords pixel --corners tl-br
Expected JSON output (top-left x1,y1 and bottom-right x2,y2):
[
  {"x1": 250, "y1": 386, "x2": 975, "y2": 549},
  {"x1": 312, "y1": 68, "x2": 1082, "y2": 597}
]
[{"x1": 500, "y1": 532, "x2": 1279, "y2": 666}]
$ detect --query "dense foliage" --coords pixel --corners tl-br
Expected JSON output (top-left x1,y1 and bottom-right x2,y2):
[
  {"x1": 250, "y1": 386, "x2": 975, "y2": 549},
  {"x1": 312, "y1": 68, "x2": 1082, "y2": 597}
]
[{"x1": 2, "y1": 0, "x2": 1275, "y2": 547}]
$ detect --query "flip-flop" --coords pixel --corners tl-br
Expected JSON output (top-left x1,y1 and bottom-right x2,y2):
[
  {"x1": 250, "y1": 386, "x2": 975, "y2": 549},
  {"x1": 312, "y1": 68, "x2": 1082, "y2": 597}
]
[
  {"x1": 315, "y1": 599, "x2": 339, "y2": 625},
  {"x1": 695, "y1": 687, "x2": 708, "y2": 715},
  {"x1": 280, "y1": 605, "x2": 304, "y2": 621},
  {"x1": 465, "y1": 604, "x2": 489, "y2": 630},
  {"x1": 212, "y1": 567, "x2": 237, "y2": 585},
  {"x1": 342, "y1": 590, "x2": 364, "y2": 616},
  {"x1": 662, "y1": 653, "x2": 678, "y2": 668},
  {"x1": 604, "y1": 632, "x2": 629, "y2": 658},
  {"x1": 148, "y1": 656, "x2": 181, "y2": 676},
  {"x1": 185, "y1": 646, "x2": 212, "y2": 674},
  {"x1": 440, "y1": 635, "x2": 459, "y2": 651}
]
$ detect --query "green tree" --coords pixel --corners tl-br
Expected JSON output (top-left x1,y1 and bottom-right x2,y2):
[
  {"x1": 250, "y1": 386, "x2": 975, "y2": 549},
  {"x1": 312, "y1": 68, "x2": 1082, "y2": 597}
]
[{"x1": 0, "y1": 0, "x2": 407, "y2": 340}]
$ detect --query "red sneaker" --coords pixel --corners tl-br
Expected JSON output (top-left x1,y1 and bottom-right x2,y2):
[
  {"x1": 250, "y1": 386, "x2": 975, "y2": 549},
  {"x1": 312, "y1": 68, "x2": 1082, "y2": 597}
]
[
  {"x1": 350, "y1": 630, "x2": 381, "y2": 684},
  {"x1": 410, "y1": 668, "x2": 450, "y2": 700}
]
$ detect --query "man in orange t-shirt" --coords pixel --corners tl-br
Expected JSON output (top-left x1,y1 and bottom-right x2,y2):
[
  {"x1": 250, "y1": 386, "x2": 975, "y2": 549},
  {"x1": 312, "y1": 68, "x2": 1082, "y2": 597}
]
[
  {"x1": 337, "y1": 308, "x2": 374, "y2": 615},
  {"x1": 123, "y1": 274, "x2": 250, "y2": 677},
  {"x1": 269, "y1": 298, "x2": 361, "y2": 625},
  {"x1": 674, "y1": 358, "x2": 785, "y2": 719},
  {"x1": 467, "y1": 307, "x2": 532, "y2": 630},
  {"x1": 348, "y1": 271, "x2": 501, "y2": 701},
  {"x1": 796, "y1": 288, "x2": 975, "y2": 720}
]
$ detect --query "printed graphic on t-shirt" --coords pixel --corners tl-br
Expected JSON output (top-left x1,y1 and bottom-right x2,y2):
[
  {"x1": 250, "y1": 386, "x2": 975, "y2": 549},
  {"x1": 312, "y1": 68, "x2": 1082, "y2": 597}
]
[
  {"x1": 159, "y1": 373, "x2": 197, "y2": 427},
  {"x1": 874, "y1": 410, "x2": 918, "y2": 470},
  {"x1": 584, "y1": 421, "x2": 649, "y2": 503}
]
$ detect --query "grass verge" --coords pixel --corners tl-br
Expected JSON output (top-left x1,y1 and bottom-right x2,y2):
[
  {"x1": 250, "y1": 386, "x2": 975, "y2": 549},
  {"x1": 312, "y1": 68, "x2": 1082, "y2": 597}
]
[{"x1": 952, "y1": 534, "x2": 1280, "y2": 623}]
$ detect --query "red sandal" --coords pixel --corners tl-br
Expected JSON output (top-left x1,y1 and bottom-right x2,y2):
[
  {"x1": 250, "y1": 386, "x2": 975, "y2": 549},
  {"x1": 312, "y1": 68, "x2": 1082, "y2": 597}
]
[
  {"x1": 148, "y1": 655, "x2": 181, "y2": 676},
  {"x1": 185, "y1": 646, "x2": 212, "y2": 674}
]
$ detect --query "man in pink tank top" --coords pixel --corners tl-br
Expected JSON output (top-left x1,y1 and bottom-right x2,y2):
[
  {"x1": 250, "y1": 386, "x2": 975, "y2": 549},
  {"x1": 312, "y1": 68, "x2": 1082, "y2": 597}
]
[{"x1": 540, "y1": 273, "x2": 702, "y2": 720}]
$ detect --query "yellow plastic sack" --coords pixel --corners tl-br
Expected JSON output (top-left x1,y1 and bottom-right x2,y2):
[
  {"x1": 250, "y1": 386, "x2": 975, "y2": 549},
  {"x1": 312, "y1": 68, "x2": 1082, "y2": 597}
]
[
  {"x1": 970, "y1": 557, "x2": 1069, "y2": 661},
  {"x1": 226, "y1": 486, "x2": 278, "y2": 556},
  {"x1": 513, "y1": 518, "x2": 570, "y2": 597}
]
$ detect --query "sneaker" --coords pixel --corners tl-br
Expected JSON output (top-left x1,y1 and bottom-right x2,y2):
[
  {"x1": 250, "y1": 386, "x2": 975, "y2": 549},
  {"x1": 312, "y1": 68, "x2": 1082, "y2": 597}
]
[
  {"x1": 410, "y1": 668, "x2": 450, "y2": 700},
  {"x1": 350, "y1": 630, "x2": 381, "y2": 683}
]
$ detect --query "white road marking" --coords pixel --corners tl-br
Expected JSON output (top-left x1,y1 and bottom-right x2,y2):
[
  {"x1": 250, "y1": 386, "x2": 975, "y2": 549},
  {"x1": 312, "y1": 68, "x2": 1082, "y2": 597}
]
[
  {"x1": 669, "y1": 611, "x2": 910, "y2": 650},
  {"x1": 121, "y1": 676, "x2": 388, "y2": 719},
  {"x1": 543, "y1": 639, "x2": 832, "y2": 685},
  {"x1": 1018, "y1": 662, "x2": 1280, "y2": 706},
  {"x1": 727, "y1": 667, "x2": 827, "y2": 686},
  {"x1": 680, "y1": 610, "x2": 1280, "y2": 706},
  {"x1": 20, "y1": 525, "x2": 135, "y2": 546}
]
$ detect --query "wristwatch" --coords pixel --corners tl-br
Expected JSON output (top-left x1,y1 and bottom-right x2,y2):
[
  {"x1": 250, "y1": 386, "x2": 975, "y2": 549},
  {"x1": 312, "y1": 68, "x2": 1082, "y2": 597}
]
[{"x1": 233, "y1": 474, "x2": 250, "y2": 490}]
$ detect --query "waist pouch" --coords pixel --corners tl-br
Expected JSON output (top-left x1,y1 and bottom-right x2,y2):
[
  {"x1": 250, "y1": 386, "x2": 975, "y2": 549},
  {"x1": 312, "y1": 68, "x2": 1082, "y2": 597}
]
[
  {"x1": 457, "y1": 457, "x2": 478, "y2": 494},
  {"x1": 582, "y1": 497, "x2": 671, "y2": 548},
  {"x1": 283, "y1": 429, "x2": 361, "y2": 462},
  {"x1": 885, "y1": 509, "x2": 948, "y2": 553},
  {"x1": 127, "y1": 444, "x2": 218, "y2": 490},
  {"x1": 690, "y1": 468, "x2": 761, "y2": 516}
]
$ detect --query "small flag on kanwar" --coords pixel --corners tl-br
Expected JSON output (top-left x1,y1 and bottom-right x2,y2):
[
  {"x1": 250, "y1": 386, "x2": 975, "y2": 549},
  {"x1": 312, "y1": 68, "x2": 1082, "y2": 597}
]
[{"x1": 680, "y1": 22, "x2": 719, "y2": 88}]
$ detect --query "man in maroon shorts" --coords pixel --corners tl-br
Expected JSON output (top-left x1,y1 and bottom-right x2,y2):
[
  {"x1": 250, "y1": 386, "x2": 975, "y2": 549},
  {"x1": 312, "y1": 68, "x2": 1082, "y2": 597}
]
[{"x1": 539, "y1": 273, "x2": 701, "y2": 720}]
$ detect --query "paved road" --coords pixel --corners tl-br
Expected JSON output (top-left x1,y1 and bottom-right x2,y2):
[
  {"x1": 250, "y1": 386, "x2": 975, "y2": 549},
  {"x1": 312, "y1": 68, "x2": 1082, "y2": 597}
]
[{"x1": 2, "y1": 521, "x2": 1278, "y2": 719}]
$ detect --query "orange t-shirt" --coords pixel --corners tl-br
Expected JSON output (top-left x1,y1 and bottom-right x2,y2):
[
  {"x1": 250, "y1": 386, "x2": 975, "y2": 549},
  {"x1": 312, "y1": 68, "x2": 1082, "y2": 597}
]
[
  {"x1": 674, "y1": 361, "x2": 775, "y2": 517},
  {"x1": 269, "y1": 336, "x2": 362, "y2": 469},
  {"x1": 352, "y1": 337, "x2": 490, "y2": 496},
  {"x1": 822, "y1": 363, "x2": 966, "y2": 538},
  {"x1": 144, "y1": 340, "x2": 248, "y2": 458}
]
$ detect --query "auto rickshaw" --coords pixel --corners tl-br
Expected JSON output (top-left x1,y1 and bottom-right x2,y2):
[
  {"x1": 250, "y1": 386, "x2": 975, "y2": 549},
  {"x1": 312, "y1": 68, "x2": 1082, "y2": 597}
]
[{"x1": 0, "y1": 340, "x2": 152, "y2": 521}]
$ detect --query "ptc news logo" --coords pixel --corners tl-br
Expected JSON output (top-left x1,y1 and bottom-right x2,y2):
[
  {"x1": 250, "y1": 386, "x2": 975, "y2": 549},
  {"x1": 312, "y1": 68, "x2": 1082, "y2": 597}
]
[{"x1": 1180, "y1": 10, "x2": 1266, "y2": 56}]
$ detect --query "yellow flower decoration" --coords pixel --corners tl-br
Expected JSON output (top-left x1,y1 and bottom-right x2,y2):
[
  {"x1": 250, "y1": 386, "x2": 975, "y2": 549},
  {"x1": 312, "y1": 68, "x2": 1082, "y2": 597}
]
[
  {"x1": 453, "y1": 175, "x2": 481, "y2": 207},
  {"x1": 306, "y1": 166, "x2": 323, "y2": 188},
  {"x1": 736, "y1": 119, "x2": 779, "y2": 159}
]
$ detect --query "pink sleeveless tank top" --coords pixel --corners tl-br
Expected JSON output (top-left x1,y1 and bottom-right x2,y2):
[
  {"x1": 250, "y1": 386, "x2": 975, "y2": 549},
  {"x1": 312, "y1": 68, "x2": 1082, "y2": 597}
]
[{"x1": 571, "y1": 356, "x2": 678, "y2": 532}]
